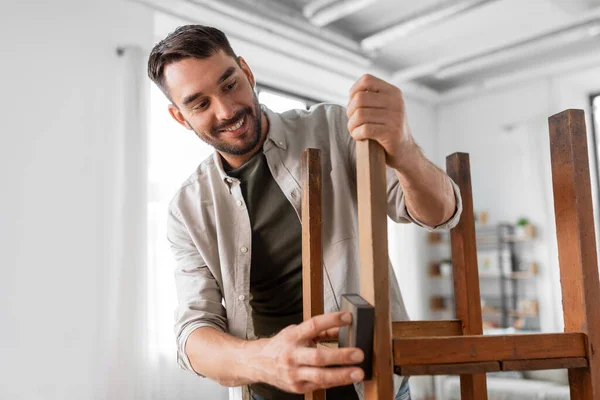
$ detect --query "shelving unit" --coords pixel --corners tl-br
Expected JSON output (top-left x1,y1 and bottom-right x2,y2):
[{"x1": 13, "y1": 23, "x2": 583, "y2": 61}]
[{"x1": 427, "y1": 222, "x2": 539, "y2": 332}]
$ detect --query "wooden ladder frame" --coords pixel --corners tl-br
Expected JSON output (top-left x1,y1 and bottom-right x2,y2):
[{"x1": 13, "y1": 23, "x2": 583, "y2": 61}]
[{"x1": 300, "y1": 109, "x2": 600, "y2": 399}]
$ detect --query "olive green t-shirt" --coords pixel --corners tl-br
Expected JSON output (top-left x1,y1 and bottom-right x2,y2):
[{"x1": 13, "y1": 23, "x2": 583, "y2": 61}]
[{"x1": 227, "y1": 151, "x2": 358, "y2": 400}]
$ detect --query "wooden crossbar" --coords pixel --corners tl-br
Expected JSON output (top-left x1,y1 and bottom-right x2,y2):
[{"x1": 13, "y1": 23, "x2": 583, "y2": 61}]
[
  {"x1": 392, "y1": 320, "x2": 462, "y2": 338},
  {"x1": 395, "y1": 358, "x2": 590, "y2": 376},
  {"x1": 393, "y1": 332, "x2": 587, "y2": 365},
  {"x1": 396, "y1": 361, "x2": 500, "y2": 376},
  {"x1": 502, "y1": 357, "x2": 588, "y2": 372}
]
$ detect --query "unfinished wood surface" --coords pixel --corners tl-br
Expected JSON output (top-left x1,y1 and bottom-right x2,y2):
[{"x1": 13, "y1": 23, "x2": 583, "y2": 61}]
[
  {"x1": 301, "y1": 149, "x2": 325, "y2": 400},
  {"x1": 549, "y1": 109, "x2": 600, "y2": 399},
  {"x1": 317, "y1": 341, "x2": 339, "y2": 349},
  {"x1": 393, "y1": 333, "x2": 587, "y2": 366},
  {"x1": 502, "y1": 357, "x2": 588, "y2": 372},
  {"x1": 446, "y1": 152, "x2": 487, "y2": 400},
  {"x1": 396, "y1": 361, "x2": 500, "y2": 376},
  {"x1": 356, "y1": 140, "x2": 393, "y2": 400},
  {"x1": 392, "y1": 320, "x2": 462, "y2": 338}
]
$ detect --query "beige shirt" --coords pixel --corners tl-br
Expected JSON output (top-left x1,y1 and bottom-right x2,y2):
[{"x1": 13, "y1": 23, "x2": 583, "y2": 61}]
[{"x1": 166, "y1": 103, "x2": 463, "y2": 400}]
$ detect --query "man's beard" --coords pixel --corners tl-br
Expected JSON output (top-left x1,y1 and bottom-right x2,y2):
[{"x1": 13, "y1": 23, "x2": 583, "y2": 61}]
[{"x1": 189, "y1": 94, "x2": 263, "y2": 156}]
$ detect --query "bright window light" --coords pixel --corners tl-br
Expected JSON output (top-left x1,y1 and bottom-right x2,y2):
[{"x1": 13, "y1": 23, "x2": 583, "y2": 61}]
[
  {"x1": 259, "y1": 90, "x2": 308, "y2": 113},
  {"x1": 147, "y1": 83, "x2": 213, "y2": 356}
]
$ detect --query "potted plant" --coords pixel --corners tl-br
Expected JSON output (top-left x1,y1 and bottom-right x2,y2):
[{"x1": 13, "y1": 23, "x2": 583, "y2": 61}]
[{"x1": 515, "y1": 217, "x2": 535, "y2": 238}]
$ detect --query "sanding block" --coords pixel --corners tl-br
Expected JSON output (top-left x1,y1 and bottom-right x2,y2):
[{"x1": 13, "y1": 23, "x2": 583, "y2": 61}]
[{"x1": 338, "y1": 294, "x2": 374, "y2": 380}]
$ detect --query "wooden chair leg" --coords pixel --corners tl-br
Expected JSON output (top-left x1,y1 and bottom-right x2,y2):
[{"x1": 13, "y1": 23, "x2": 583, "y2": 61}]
[
  {"x1": 446, "y1": 153, "x2": 488, "y2": 400},
  {"x1": 357, "y1": 140, "x2": 394, "y2": 400},
  {"x1": 549, "y1": 109, "x2": 600, "y2": 399},
  {"x1": 301, "y1": 149, "x2": 325, "y2": 400}
]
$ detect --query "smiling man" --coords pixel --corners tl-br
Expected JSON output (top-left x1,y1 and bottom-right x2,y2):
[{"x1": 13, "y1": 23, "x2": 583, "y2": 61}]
[{"x1": 147, "y1": 25, "x2": 462, "y2": 400}]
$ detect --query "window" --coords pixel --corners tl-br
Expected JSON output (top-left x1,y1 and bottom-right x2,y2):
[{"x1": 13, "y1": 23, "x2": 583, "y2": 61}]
[
  {"x1": 147, "y1": 82, "x2": 321, "y2": 354},
  {"x1": 591, "y1": 93, "x2": 600, "y2": 213},
  {"x1": 256, "y1": 84, "x2": 320, "y2": 112}
]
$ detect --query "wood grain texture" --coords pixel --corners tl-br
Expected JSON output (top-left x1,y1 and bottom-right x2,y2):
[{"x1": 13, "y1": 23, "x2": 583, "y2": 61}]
[
  {"x1": 301, "y1": 149, "x2": 325, "y2": 400},
  {"x1": 396, "y1": 361, "x2": 500, "y2": 376},
  {"x1": 356, "y1": 140, "x2": 393, "y2": 400},
  {"x1": 549, "y1": 109, "x2": 600, "y2": 399},
  {"x1": 446, "y1": 152, "x2": 487, "y2": 400},
  {"x1": 393, "y1": 333, "x2": 587, "y2": 366},
  {"x1": 502, "y1": 357, "x2": 588, "y2": 371},
  {"x1": 392, "y1": 320, "x2": 462, "y2": 338}
]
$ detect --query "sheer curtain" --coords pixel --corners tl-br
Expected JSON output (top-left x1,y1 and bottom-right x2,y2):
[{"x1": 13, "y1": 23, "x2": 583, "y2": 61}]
[
  {"x1": 98, "y1": 44, "x2": 221, "y2": 400},
  {"x1": 100, "y1": 45, "x2": 152, "y2": 399}
]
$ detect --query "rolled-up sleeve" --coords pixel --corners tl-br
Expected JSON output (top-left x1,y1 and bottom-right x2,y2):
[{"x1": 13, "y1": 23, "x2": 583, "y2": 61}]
[
  {"x1": 167, "y1": 207, "x2": 227, "y2": 375},
  {"x1": 386, "y1": 169, "x2": 463, "y2": 231}
]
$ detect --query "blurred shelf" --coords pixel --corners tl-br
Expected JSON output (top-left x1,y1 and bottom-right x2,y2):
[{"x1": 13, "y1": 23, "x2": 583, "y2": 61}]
[
  {"x1": 426, "y1": 222, "x2": 540, "y2": 331},
  {"x1": 429, "y1": 272, "x2": 537, "y2": 280}
]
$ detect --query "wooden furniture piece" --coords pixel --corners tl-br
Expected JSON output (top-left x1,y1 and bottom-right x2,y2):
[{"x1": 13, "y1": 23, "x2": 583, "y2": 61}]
[{"x1": 301, "y1": 109, "x2": 599, "y2": 399}]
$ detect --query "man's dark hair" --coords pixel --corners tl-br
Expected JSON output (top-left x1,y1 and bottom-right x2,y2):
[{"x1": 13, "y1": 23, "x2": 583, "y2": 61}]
[{"x1": 147, "y1": 25, "x2": 238, "y2": 97}]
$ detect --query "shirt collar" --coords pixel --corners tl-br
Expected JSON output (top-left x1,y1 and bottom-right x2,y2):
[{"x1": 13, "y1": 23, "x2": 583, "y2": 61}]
[{"x1": 261, "y1": 104, "x2": 287, "y2": 150}]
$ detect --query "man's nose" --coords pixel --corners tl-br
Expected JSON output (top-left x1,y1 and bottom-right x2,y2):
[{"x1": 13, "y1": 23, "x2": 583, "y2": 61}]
[{"x1": 213, "y1": 97, "x2": 237, "y2": 121}]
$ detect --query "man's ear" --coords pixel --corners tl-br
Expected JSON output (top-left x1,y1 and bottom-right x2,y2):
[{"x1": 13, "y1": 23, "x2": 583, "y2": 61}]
[
  {"x1": 238, "y1": 56, "x2": 255, "y2": 88},
  {"x1": 168, "y1": 104, "x2": 192, "y2": 130}
]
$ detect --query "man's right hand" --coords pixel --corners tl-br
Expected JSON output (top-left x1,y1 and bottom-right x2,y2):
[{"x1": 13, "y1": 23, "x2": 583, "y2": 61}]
[{"x1": 251, "y1": 311, "x2": 365, "y2": 394}]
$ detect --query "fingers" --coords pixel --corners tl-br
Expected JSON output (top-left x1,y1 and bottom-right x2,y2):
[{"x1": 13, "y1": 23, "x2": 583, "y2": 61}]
[
  {"x1": 349, "y1": 74, "x2": 399, "y2": 99},
  {"x1": 314, "y1": 326, "x2": 340, "y2": 342},
  {"x1": 295, "y1": 312, "x2": 352, "y2": 341},
  {"x1": 295, "y1": 366, "x2": 365, "y2": 389},
  {"x1": 346, "y1": 91, "x2": 389, "y2": 118},
  {"x1": 347, "y1": 108, "x2": 400, "y2": 134},
  {"x1": 294, "y1": 346, "x2": 364, "y2": 367}
]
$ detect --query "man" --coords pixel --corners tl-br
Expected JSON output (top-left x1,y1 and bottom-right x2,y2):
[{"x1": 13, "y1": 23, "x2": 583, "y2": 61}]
[{"x1": 147, "y1": 25, "x2": 462, "y2": 400}]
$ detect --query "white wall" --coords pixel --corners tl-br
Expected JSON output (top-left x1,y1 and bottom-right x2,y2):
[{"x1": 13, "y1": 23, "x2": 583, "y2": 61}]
[
  {"x1": 435, "y1": 65, "x2": 600, "y2": 333},
  {"x1": 0, "y1": 1, "x2": 153, "y2": 398},
  {"x1": 390, "y1": 99, "x2": 440, "y2": 321}
]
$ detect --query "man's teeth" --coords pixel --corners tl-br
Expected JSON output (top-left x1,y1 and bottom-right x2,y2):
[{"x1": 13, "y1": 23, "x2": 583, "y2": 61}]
[{"x1": 223, "y1": 117, "x2": 244, "y2": 132}]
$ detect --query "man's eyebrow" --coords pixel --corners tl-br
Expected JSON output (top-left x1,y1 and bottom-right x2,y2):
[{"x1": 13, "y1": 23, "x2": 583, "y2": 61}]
[
  {"x1": 181, "y1": 67, "x2": 237, "y2": 107},
  {"x1": 217, "y1": 66, "x2": 236, "y2": 84},
  {"x1": 182, "y1": 92, "x2": 202, "y2": 107}
]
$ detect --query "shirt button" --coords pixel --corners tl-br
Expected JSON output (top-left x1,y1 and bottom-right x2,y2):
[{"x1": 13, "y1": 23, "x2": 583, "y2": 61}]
[
  {"x1": 238, "y1": 295, "x2": 245, "y2": 301},
  {"x1": 236, "y1": 200, "x2": 243, "y2": 206},
  {"x1": 291, "y1": 190, "x2": 298, "y2": 199},
  {"x1": 240, "y1": 246, "x2": 248, "y2": 253},
  {"x1": 278, "y1": 141, "x2": 284, "y2": 146},
  {"x1": 226, "y1": 178, "x2": 233, "y2": 183}
]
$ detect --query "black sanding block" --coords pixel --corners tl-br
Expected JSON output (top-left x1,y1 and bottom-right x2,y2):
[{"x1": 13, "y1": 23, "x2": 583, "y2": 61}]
[{"x1": 338, "y1": 294, "x2": 374, "y2": 380}]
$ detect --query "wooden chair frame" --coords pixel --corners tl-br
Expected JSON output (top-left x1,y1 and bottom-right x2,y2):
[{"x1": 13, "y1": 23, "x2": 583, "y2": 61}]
[{"x1": 300, "y1": 109, "x2": 600, "y2": 399}]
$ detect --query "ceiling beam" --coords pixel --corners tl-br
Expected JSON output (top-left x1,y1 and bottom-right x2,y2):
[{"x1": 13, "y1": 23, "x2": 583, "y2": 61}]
[
  {"x1": 438, "y1": 51, "x2": 600, "y2": 104},
  {"x1": 361, "y1": 0, "x2": 500, "y2": 52},
  {"x1": 303, "y1": 0, "x2": 339, "y2": 18},
  {"x1": 187, "y1": 0, "x2": 370, "y2": 65},
  {"x1": 392, "y1": 8, "x2": 600, "y2": 84},
  {"x1": 435, "y1": 22, "x2": 600, "y2": 80},
  {"x1": 304, "y1": 0, "x2": 377, "y2": 27}
]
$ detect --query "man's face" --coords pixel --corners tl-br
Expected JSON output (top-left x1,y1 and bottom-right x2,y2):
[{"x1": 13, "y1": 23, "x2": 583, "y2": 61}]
[{"x1": 164, "y1": 51, "x2": 262, "y2": 159}]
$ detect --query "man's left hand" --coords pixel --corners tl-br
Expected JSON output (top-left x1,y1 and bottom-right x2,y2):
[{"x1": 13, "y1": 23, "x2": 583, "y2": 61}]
[{"x1": 346, "y1": 74, "x2": 419, "y2": 171}]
